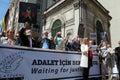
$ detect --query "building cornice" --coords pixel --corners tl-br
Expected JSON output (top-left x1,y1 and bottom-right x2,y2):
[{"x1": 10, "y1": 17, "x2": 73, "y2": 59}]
[
  {"x1": 92, "y1": 0, "x2": 112, "y2": 20},
  {"x1": 44, "y1": 0, "x2": 66, "y2": 15}
]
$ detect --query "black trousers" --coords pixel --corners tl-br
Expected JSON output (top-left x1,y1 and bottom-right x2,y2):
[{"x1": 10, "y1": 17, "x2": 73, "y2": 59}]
[
  {"x1": 83, "y1": 67, "x2": 90, "y2": 80},
  {"x1": 117, "y1": 63, "x2": 120, "y2": 79}
]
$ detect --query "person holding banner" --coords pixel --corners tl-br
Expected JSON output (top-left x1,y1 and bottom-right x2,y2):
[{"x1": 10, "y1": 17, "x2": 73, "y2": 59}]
[
  {"x1": 19, "y1": 21, "x2": 31, "y2": 46},
  {"x1": 98, "y1": 41, "x2": 112, "y2": 80},
  {"x1": 25, "y1": 29, "x2": 36, "y2": 47},
  {"x1": 80, "y1": 37, "x2": 92, "y2": 80}
]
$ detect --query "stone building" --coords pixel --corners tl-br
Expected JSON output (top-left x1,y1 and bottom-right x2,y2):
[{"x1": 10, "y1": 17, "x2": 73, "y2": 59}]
[{"x1": 43, "y1": 0, "x2": 112, "y2": 45}]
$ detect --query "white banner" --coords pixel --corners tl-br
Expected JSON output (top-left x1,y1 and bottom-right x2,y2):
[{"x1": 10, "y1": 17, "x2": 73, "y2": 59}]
[
  {"x1": 90, "y1": 33, "x2": 97, "y2": 40},
  {"x1": 0, "y1": 45, "x2": 100, "y2": 80}
]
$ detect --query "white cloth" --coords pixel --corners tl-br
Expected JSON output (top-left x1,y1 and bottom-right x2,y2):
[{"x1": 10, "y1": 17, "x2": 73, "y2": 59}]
[
  {"x1": 80, "y1": 44, "x2": 89, "y2": 68},
  {"x1": 100, "y1": 46, "x2": 108, "y2": 58}
]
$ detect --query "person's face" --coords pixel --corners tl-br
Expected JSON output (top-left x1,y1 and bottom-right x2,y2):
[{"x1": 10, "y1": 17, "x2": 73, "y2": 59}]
[
  {"x1": 9, "y1": 30, "x2": 14, "y2": 38},
  {"x1": 102, "y1": 42, "x2": 107, "y2": 46},
  {"x1": 15, "y1": 35, "x2": 19, "y2": 39},
  {"x1": 107, "y1": 44, "x2": 111, "y2": 47},
  {"x1": 58, "y1": 34, "x2": 61, "y2": 37},
  {"x1": 43, "y1": 32, "x2": 48, "y2": 38},
  {"x1": 24, "y1": 22, "x2": 30, "y2": 27},
  {"x1": 89, "y1": 40, "x2": 93, "y2": 45}
]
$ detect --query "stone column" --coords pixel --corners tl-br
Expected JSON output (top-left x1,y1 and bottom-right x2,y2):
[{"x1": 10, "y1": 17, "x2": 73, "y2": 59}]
[{"x1": 74, "y1": 1, "x2": 80, "y2": 37}]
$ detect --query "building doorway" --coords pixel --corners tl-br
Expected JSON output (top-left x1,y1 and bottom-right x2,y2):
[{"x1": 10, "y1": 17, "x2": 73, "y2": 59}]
[
  {"x1": 51, "y1": 19, "x2": 62, "y2": 37},
  {"x1": 96, "y1": 20, "x2": 104, "y2": 45}
]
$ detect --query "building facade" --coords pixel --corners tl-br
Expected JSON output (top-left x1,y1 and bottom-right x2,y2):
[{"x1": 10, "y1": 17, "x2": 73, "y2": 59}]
[{"x1": 43, "y1": 0, "x2": 112, "y2": 45}]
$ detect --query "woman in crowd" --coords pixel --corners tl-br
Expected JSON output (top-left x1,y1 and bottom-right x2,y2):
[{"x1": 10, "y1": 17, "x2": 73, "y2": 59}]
[
  {"x1": 98, "y1": 41, "x2": 108, "y2": 80},
  {"x1": 80, "y1": 37, "x2": 92, "y2": 80},
  {"x1": 98, "y1": 41, "x2": 116, "y2": 80},
  {"x1": 0, "y1": 29, "x2": 18, "y2": 45},
  {"x1": 54, "y1": 32, "x2": 65, "y2": 50}
]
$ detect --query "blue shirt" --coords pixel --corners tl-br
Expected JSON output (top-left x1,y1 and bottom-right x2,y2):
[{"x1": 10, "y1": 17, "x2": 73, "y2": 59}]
[{"x1": 42, "y1": 39, "x2": 49, "y2": 49}]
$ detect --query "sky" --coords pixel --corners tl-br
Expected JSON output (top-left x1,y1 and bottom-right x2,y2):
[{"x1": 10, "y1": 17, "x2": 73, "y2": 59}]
[
  {"x1": 98, "y1": 0, "x2": 120, "y2": 48},
  {"x1": 0, "y1": 0, "x2": 11, "y2": 24}
]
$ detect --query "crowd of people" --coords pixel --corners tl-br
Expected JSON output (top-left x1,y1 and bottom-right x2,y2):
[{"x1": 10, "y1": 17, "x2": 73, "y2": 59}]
[
  {"x1": 0, "y1": 21, "x2": 120, "y2": 80},
  {"x1": 98, "y1": 41, "x2": 118, "y2": 80},
  {"x1": 0, "y1": 21, "x2": 82, "y2": 51}
]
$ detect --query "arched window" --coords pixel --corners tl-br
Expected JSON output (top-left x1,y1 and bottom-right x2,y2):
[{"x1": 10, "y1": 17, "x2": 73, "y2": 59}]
[
  {"x1": 96, "y1": 20, "x2": 104, "y2": 45},
  {"x1": 51, "y1": 19, "x2": 62, "y2": 37}
]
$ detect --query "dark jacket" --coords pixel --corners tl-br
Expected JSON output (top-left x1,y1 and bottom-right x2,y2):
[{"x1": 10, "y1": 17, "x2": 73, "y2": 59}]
[
  {"x1": 115, "y1": 47, "x2": 120, "y2": 64},
  {"x1": 70, "y1": 41, "x2": 81, "y2": 51},
  {"x1": 40, "y1": 38, "x2": 51, "y2": 49},
  {"x1": 19, "y1": 28, "x2": 36, "y2": 47},
  {"x1": 19, "y1": 28, "x2": 28, "y2": 46}
]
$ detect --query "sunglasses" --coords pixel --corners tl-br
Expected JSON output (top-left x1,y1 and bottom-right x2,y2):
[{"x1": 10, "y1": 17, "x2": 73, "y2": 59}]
[{"x1": 9, "y1": 31, "x2": 14, "y2": 34}]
